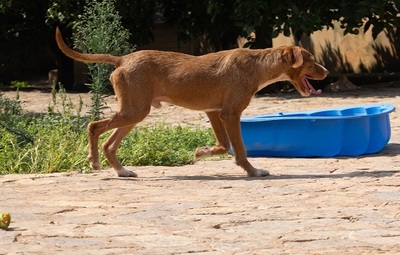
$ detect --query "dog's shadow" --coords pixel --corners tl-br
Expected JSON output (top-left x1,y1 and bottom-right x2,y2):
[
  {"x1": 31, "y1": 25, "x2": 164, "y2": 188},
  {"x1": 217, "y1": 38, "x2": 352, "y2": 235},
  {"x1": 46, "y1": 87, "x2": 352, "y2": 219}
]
[
  {"x1": 170, "y1": 143, "x2": 400, "y2": 181},
  {"x1": 101, "y1": 143, "x2": 400, "y2": 181},
  {"x1": 104, "y1": 170, "x2": 399, "y2": 182},
  {"x1": 168, "y1": 170, "x2": 400, "y2": 181}
]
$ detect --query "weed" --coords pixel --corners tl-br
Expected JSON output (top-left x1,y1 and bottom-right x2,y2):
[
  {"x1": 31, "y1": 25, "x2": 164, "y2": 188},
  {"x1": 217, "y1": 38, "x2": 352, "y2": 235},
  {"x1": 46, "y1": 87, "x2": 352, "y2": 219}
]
[
  {"x1": 0, "y1": 87, "x2": 90, "y2": 174},
  {"x1": 0, "y1": 89, "x2": 218, "y2": 175},
  {"x1": 0, "y1": 91, "x2": 34, "y2": 146},
  {"x1": 118, "y1": 124, "x2": 217, "y2": 167},
  {"x1": 10, "y1": 80, "x2": 28, "y2": 88},
  {"x1": 0, "y1": 91, "x2": 22, "y2": 116}
]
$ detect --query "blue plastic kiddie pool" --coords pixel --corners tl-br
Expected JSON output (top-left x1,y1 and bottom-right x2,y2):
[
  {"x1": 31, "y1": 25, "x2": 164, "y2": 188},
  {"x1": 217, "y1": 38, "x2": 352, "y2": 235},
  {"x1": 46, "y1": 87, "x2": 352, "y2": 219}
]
[{"x1": 239, "y1": 103, "x2": 395, "y2": 157}]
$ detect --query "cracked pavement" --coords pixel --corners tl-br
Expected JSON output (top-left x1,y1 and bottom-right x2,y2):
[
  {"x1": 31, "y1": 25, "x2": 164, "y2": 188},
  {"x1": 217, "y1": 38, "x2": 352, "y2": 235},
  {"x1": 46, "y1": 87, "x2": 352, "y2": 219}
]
[{"x1": 1, "y1": 84, "x2": 400, "y2": 254}]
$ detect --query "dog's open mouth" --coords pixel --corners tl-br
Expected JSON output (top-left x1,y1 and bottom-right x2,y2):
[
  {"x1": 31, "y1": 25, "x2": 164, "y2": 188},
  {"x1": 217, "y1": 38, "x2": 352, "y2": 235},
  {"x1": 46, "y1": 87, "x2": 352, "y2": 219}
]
[{"x1": 303, "y1": 75, "x2": 322, "y2": 94}]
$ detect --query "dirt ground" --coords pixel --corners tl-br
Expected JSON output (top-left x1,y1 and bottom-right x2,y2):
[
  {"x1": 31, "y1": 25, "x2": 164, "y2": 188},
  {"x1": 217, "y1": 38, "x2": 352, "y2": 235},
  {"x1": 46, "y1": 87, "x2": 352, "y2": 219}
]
[{"x1": 1, "y1": 83, "x2": 400, "y2": 254}]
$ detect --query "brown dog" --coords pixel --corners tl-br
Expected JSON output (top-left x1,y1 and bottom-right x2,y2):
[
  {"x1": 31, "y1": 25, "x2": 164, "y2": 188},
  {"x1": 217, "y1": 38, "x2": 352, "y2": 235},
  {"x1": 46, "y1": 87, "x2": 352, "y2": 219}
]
[{"x1": 55, "y1": 27, "x2": 328, "y2": 177}]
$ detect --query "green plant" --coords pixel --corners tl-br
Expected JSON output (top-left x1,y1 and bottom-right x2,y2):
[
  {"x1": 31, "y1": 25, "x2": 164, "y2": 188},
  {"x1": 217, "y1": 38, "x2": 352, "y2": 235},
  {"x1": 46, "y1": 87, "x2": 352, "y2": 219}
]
[
  {"x1": 0, "y1": 89, "x2": 218, "y2": 174},
  {"x1": 0, "y1": 92, "x2": 23, "y2": 116},
  {"x1": 10, "y1": 80, "x2": 28, "y2": 88},
  {"x1": 47, "y1": 84, "x2": 86, "y2": 130},
  {"x1": 1, "y1": 122, "x2": 89, "y2": 174},
  {"x1": 0, "y1": 87, "x2": 90, "y2": 175},
  {"x1": 0, "y1": 122, "x2": 217, "y2": 175},
  {"x1": 0, "y1": 92, "x2": 34, "y2": 146},
  {"x1": 0, "y1": 88, "x2": 219, "y2": 174},
  {"x1": 73, "y1": 0, "x2": 134, "y2": 120},
  {"x1": 117, "y1": 124, "x2": 217, "y2": 166}
]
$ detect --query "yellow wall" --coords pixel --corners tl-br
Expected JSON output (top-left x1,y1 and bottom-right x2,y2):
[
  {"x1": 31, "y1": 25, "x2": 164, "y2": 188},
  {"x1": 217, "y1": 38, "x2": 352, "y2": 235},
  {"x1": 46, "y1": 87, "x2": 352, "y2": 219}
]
[{"x1": 272, "y1": 21, "x2": 399, "y2": 73}]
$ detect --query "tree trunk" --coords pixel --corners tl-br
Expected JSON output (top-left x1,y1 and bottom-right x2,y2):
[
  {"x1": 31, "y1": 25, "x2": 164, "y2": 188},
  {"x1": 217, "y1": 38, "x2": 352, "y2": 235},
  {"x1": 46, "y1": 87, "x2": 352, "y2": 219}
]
[{"x1": 48, "y1": 25, "x2": 74, "y2": 90}]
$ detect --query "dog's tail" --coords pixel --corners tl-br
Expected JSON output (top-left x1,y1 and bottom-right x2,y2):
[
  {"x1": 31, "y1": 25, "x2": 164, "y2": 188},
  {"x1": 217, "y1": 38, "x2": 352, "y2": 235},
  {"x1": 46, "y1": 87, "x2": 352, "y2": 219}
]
[{"x1": 55, "y1": 27, "x2": 121, "y2": 67}]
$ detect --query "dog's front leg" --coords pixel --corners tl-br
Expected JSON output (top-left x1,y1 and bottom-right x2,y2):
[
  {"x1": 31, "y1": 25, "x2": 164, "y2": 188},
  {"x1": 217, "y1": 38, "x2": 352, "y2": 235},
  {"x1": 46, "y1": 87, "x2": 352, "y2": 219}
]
[
  {"x1": 194, "y1": 111, "x2": 230, "y2": 159},
  {"x1": 220, "y1": 112, "x2": 270, "y2": 177}
]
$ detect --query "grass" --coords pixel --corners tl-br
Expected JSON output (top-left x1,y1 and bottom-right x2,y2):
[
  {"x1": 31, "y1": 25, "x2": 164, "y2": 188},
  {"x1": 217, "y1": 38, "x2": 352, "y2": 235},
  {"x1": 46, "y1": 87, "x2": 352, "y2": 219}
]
[
  {"x1": 0, "y1": 89, "x2": 218, "y2": 175},
  {"x1": 118, "y1": 124, "x2": 216, "y2": 167}
]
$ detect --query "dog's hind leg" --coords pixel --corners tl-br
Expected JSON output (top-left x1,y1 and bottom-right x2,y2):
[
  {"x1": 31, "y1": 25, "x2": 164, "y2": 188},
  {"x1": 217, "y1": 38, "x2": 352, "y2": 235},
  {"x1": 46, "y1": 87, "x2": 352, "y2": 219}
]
[
  {"x1": 87, "y1": 68, "x2": 153, "y2": 177},
  {"x1": 87, "y1": 119, "x2": 110, "y2": 170},
  {"x1": 194, "y1": 111, "x2": 230, "y2": 159},
  {"x1": 102, "y1": 125, "x2": 137, "y2": 177},
  {"x1": 87, "y1": 104, "x2": 151, "y2": 177}
]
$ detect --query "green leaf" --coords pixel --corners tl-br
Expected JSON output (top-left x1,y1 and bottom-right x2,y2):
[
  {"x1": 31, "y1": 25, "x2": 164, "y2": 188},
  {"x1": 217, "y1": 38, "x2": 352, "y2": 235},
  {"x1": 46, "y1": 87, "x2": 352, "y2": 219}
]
[
  {"x1": 272, "y1": 28, "x2": 280, "y2": 38},
  {"x1": 364, "y1": 20, "x2": 372, "y2": 33}
]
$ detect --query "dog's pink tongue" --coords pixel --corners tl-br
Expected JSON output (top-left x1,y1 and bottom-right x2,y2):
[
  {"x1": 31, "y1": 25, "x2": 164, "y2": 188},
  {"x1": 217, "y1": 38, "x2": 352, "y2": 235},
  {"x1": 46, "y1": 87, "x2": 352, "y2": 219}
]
[
  {"x1": 312, "y1": 88, "x2": 322, "y2": 94},
  {"x1": 306, "y1": 84, "x2": 322, "y2": 95},
  {"x1": 305, "y1": 77, "x2": 322, "y2": 94}
]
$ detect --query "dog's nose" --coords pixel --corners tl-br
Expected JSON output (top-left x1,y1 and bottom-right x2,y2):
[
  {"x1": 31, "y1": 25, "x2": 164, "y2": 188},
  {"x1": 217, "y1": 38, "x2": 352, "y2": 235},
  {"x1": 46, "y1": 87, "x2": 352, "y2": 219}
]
[{"x1": 318, "y1": 64, "x2": 329, "y2": 76}]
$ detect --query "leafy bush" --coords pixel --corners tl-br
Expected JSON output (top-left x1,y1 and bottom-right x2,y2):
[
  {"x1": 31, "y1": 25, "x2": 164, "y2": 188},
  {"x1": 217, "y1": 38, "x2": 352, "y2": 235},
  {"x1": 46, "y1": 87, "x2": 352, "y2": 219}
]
[
  {"x1": 118, "y1": 124, "x2": 216, "y2": 166},
  {"x1": 10, "y1": 80, "x2": 28, "y2": 88},
  {"x1": 0, "y1": 88, "x2": 89, "y2": 174},
  {"x1": 1, "y1": 121, "x2": 89, "y2": 174},
  {"x1": 0, "y1": 91, "x2": 34, "y2": 147},
  {"x1": 0, "y1": 91, "x2": 23, "y2": 116},
  {"x1": 0, "y1": 90, "x2": 218, "y2": 175},
  {"x1": 73, "y1": 0, "x2": 134, "y2": 120}
]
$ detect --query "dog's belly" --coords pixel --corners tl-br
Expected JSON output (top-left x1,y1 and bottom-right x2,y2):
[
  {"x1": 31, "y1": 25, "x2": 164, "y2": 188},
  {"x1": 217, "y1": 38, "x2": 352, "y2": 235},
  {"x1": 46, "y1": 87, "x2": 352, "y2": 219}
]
[{"x1": 152, "y1": 96, "x2": 221, "y2": 112}]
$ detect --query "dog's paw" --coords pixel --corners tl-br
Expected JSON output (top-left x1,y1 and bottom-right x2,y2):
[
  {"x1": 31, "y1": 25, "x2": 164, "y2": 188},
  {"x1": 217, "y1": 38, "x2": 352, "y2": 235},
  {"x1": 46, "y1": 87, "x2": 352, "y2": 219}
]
[
  {"x1": 116, "y1": 168, "x2": 138, "y2": 178},
  {"x1": 88, "y1": 155, "x2": 101, "y2": 170},
  {"x1": 90, "y1": 162, "x2": 101, "y2": 170},
  {"x1": 194, "y1": 147, "x2": 212, "y2": 160},
  {"x1": 247, "y1": 169, "x2": 270, "y2": 177}
]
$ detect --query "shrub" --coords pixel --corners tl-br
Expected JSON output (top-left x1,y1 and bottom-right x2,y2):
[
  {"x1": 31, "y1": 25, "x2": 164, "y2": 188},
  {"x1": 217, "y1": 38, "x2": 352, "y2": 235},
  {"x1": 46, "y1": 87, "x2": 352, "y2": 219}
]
[
  {"x1": 0, "y1": 90, "x2": 218, "y2": 175},
  {"x1": 0, "y1": 88, "x2": 89, "y2": 174},
  {"x1": 118, "y1": 124, "x2": 217, "y2": 166},
  {"x1": 73, "y1": 0, "x2": 134, "y2": 120},
  {"x1": 0, "y1": 91, "x2": 34, "y2": 147}
]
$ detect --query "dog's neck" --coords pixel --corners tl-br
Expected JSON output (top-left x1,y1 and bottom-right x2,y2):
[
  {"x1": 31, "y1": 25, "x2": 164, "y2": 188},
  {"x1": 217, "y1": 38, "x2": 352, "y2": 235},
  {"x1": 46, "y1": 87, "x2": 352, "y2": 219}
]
[
  {"x1": 257, "y1": 73, "x2": 290, "y2": 91},
  {"x1": 253, "y1": 49, "x2": 291, "y2": 91}
]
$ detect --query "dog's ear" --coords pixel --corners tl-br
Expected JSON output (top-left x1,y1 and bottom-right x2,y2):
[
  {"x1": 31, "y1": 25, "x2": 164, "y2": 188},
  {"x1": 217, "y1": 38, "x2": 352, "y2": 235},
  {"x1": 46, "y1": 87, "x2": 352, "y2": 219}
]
[{"x1": 283, "y1": 46, "x2": 303, "y2": 68}]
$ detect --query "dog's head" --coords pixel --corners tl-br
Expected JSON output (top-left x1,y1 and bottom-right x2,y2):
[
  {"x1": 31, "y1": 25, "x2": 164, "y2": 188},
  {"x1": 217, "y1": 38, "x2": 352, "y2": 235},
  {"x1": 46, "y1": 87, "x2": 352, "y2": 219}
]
[{"x1": 282, "y1": 46, "x2": 328, "y2": 96}]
